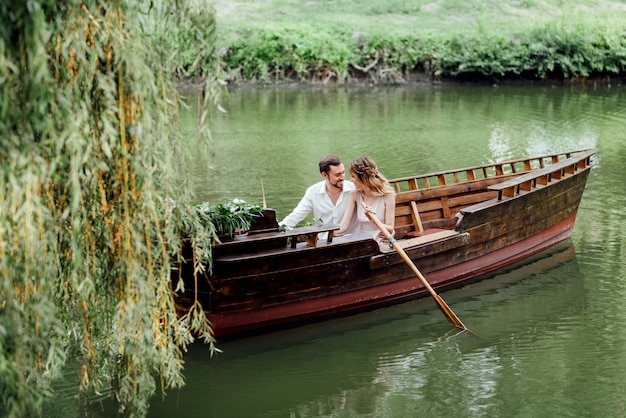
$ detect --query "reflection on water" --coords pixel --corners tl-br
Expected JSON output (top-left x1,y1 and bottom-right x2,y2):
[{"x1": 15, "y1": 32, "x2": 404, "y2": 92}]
[{"x1": 148, "y1": 242, "x2": 590, "y2": 418}]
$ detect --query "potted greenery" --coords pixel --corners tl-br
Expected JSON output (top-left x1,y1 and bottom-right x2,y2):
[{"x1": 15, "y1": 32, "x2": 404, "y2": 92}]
[
  {"x1": 191, "y1": 198, "x2": 264, "y2": 239},
  {"x1": 171, "y1": 198, "x2": 264, "y2": 270}
]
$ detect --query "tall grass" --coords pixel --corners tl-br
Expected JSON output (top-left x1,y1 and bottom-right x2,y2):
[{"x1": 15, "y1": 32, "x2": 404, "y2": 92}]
[{"x1": 208, "y1": 0, "x2": 626, "y2": 83}]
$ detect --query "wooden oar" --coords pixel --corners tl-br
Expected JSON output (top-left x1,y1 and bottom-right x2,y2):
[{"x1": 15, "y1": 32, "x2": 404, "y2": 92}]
[{"x1": 361, "y1": 201, "x2": 469, "y2": 332}]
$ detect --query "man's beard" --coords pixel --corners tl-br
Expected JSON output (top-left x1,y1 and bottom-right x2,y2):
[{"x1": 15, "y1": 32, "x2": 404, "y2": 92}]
[{"x1": 329, "y1": 179, "x2": 343, "y2": 189}]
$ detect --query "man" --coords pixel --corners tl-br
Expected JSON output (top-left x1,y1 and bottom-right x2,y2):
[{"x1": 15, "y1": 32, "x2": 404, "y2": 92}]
[{"x1": 280, "y1": 154, "x2": 360, "y2": 240}]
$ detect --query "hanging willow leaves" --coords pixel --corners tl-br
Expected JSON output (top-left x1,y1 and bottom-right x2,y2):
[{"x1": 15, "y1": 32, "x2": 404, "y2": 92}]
[{"x1": 1, "y1": 1, "x2": 222, "y2": 416}]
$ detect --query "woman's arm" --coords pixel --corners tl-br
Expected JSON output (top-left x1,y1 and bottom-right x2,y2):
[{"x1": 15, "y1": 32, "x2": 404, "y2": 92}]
[
  {"x1": 382, "y1": 193, "x2": 396, "y2": 233},
  {"x1": 335, "y1": 191, "x2": 357, "y2": 235}
]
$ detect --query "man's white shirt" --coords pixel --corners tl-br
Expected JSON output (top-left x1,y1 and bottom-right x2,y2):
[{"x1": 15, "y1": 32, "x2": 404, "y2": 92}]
[{"x1": 279, "y1": 180, "x2": 359, "y2": 239}]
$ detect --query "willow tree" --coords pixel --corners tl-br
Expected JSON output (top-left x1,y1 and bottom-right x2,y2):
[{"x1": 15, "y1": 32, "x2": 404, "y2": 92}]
[{"x1": 0, "y1": 1, "x2": 221, "y2": 416}]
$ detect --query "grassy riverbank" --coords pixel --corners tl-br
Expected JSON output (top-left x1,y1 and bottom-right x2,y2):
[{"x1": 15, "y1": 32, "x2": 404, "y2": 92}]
[{"x1": 203, "y1": 0, "x2": 626, "y2": 84}]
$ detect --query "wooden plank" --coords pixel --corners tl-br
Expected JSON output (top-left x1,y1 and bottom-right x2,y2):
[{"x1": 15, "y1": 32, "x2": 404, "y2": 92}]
[
  {"x1": 410, "y1": 200, "x2": 442, "y2": 212},
  {"x1": 211, "y1": 231, "x2": 469, "y2": 312},
  {"x1": 537, "y1": 174, "x2": 549, "y2": 186},
  {"x1": 215, "y1": 233, "x2": 375, "y2": 265},
  {"x1": 523, "y1": 160, "x2": 532, "y2": 171},
  {"x1": 369, "y1": 231, "x2": 469, "y2": 270},
  {"x1": 215, "y1": 223, "x2": 340, "y2": 249},
  {"x1": 489, "y1": 150, "x2": 594, "y2": 195},
  {"x1": 410, "y1": 201, "x2": 424, "y2": 232},
  {"x1": 210, "y1": 248, "x2": 388, "y2": 312},
  {"x1": 440, "y1": 196, "x2": 451, "y2": 218},
  {"x1": 388, "y1": 150, "x2": 592, "y2": 191},
  {"x1": 459, "y1": 171, "x2": 590, "y2": 230},
  {"x1": 395, "y1": 175, "x2": 516, "y2": 203},
  {"x1": 398, "y1": 229, "x2": 458, "y2": 248},
  {"x1": 447, "y1": 190, "x2": 498, "y2": 208}
]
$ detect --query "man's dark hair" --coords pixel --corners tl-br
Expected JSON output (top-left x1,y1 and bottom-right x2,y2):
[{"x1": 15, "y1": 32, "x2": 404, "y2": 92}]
[{"x1": 319, "y1": 155, "x2": 342, "y2": 174}]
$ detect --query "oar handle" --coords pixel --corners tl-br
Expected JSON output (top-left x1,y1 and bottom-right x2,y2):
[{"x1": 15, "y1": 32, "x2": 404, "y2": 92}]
[
  {"x1": 361, "y1": 202, "x2": 395, "y2": 237},
  {"x1": 360, "y1": 201, "x2": 393, "y2": 239},
  {"x1": 361, "y1": 202, "x2": 433, "y2": 294}
]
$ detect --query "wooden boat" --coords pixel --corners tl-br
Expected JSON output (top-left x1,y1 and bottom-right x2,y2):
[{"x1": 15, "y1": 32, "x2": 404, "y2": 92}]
[{"x1": 173, "y1": 149, "x2": 595, "y2": 338}]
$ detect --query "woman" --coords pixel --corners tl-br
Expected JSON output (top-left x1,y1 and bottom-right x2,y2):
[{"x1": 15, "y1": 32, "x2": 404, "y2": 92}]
[{"x1": 336, "y1": 156, "x2": 396, "y2": 252}]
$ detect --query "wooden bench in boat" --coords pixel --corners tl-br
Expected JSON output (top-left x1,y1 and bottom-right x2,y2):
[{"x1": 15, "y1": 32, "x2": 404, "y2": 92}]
[
  {"x1": 215, "y1": 231, "x2": 375, "y2": 263},
  {"x1": 369, "y1": 229, "x2": 469, "y2": 270},
  {"x1": 394, "y1": 229, "x2": 458, "y2": 249},
  {"x1": 392, "y1": 177, "x2": 505, "y2": 237},
  {"x1": 216, "y1": 223, "x2": 340, "y2": 249},
  {"x1": 210, "y1": 217, "x2": 343, "y2": 261}
]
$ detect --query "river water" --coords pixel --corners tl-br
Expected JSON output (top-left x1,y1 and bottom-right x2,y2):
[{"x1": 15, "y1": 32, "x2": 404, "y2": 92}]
[{"x1": 55, "y1": 83, "x2": 626, "y2": 417}]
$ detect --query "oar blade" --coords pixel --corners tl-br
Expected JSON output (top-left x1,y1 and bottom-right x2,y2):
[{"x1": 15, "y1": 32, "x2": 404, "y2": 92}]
[{"x1": 434, "y1": 294, "x2": 469, "y2": 331}]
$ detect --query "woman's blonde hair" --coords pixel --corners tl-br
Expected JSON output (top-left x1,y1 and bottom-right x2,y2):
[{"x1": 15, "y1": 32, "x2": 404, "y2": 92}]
[{"x1": 350, "y1": 156, "x2": 394, "y2": 196}]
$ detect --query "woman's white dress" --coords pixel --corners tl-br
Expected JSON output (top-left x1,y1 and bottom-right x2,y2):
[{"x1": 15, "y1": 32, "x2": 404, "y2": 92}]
[{"x1": 356, "y1": 193, "x2": 393, "y2": 252}]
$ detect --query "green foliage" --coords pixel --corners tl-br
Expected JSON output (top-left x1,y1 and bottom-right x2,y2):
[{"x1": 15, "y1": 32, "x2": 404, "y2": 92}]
[
  {"x1": 220, "y1": 22, "x2": 626, "y2": 83},
  {"x1": 192, "y1": 199, "x2": 263, "y2": 238},
  {"x1": 212, "y1": 0, "x2": 626, "y2": 84},
  {"x1": 1, "y1": 0, "x2": 223, "y2": 417},
  {"x1": 173, "y1": 198, "x2": 263, "y2": 277},
  {"x1": 435, "y1": 24, "x2": 626, "y2": 79},
  {"x1": 226, "y1": 27, "x2": 358, "y2": 83}
]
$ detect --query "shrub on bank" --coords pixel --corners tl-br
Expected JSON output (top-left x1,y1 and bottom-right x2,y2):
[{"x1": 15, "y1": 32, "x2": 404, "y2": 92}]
[
  {"x1": 436, "y1": 24, "x2": 626, "y2": 81},
  {"x1": 224, "y1": 26, "x2": 355, "y2": 83},
  {"x1": 216, "y1": 23, "x2": 626, "y2": 84}
]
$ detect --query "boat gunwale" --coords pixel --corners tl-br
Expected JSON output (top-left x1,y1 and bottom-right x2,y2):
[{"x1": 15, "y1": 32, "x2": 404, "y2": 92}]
[{"x1": 389, "y1": 148, "x2": 594, "y2": 188}]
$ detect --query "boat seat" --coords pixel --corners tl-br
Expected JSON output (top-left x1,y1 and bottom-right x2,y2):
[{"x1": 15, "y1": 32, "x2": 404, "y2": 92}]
[
  {"x1": 402, "y1": 228, "x2": 452, "y2": 239},
  {"x1": 397, "y1": 229, "x2": 458, "y2": 249},
  {"x1": 216, "y1": 223, "x2": 340, "y2": 249},
  {"x1": 369, "y1": 229, "x2": 469, "y2": 270}
]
